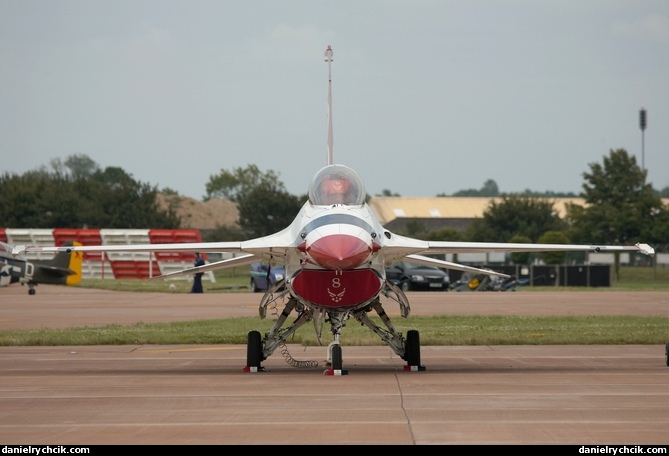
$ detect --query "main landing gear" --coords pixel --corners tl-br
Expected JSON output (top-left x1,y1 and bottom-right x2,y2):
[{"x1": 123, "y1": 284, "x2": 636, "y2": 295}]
[
  {"x1": 243, "y1": 280, "x2": 426, "y2": 374},
  {"x1": 243, "y1": 327, "x2": 423, "y2": 374}
]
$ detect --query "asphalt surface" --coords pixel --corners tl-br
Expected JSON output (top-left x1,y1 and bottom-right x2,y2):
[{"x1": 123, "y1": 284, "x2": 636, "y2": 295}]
[{"x1": 1, "y1": 284, "x2": 669, "y2": 445}]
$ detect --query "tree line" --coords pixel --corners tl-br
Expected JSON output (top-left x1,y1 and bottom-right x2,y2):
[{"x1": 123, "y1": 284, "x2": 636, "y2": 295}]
[
  {"x1": 2, "y1": 149, "x2": 668, "y2": 258},
  {"x1": 0, "y1": 156, "x2": 180, "y2": 230}
]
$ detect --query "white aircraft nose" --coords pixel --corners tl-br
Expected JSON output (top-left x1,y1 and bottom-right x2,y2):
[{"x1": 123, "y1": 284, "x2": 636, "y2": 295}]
[{"x1": 305, "y1": 227, "x2": 373, "y2": 270}]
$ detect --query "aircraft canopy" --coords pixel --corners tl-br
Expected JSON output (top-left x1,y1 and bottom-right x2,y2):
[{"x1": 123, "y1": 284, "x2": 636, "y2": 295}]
[{"x1": 308, "y1": 164, "x2": 366, "y2": 206}]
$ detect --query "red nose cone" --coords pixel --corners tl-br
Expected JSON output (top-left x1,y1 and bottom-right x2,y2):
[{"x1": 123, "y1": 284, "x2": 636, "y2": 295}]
[{"x1": 307, "y1": 234, "x2": 371, "y2": 270}]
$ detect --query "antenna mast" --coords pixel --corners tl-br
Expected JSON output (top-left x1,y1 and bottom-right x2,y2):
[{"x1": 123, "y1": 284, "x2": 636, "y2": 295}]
[
  {"x1": 639, "y1": 106, "x2": 647, "y2": 179},
  {"x1": 324, "y1": 45, "x2": 334, "y2": 165}
]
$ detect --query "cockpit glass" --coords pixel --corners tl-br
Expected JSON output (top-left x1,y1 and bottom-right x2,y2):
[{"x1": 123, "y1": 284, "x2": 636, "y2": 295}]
[{"x1": 308, "y1": 164, "x2": 366, "y2": 206}]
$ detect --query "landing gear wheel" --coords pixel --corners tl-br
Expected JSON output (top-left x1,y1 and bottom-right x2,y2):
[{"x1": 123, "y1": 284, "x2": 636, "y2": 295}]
[
  {"x1": 28, "y1": 288, "x2": 36, "y2": 295},
  {"x1": 245, "y1": 330, "x2": 264, "y2": 372},
  {"x1": 331, "y1": 344, "x2": 343, "y2": 371},
  {"x1": 665, "y1": 341, "x2": 669, "y2": 367},
  {"x1": 404, "y1": 329, "x2": 425, "y2": 371},
  {"x1": 324, "y1": 343, "x2": 348, "y2": 375}
]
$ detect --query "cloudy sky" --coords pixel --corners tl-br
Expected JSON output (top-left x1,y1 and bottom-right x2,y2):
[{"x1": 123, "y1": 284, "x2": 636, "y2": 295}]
[{"x1": 1, "y1": 1, "x2": 668, "y2": 200}]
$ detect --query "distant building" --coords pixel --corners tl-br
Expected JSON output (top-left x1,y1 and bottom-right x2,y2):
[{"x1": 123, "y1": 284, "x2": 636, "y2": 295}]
[{"x1": 368, "y1": 196, "x2": 669, "y2": 233}]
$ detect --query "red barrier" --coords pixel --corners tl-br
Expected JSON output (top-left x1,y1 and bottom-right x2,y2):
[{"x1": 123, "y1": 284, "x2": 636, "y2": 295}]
[{"x1": 149, "y1": 229, "x2": 206, "y2": 261}]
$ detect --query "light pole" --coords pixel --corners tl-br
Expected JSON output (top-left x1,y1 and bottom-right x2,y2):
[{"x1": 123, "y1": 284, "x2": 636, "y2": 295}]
[{"x1": 639, "y1": 106, "x2": 647, "y2": 177}]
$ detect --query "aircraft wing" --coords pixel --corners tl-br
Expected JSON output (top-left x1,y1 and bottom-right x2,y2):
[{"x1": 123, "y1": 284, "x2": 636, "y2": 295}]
[
  {"x1": 404, "y1": 254, "x2": 511, "y2": 278},
  {"x1": 379, "y1": 232, "x2": 654, "y2": 264},
  {"x1": 13, "y1": 232, "x2": 296, "y2": 258},
  {"x1": 150, "y1": 253, "x2": 259, "y2": 280},
  {"x1": 12, "y1": 231, "x2": 297, "y2": 281},
  {"x1": 12, "y1": 219, "x2": 302, "y2": 258},
  {"x1": 13, "y1": 241, "x2": 243, "y2": 256},
  {"x1": 423, "y1": 240, "x2": 655, "y2": 256},
  {"x1": 377, "y1": 232, "x2": 654, "y2": 278}
]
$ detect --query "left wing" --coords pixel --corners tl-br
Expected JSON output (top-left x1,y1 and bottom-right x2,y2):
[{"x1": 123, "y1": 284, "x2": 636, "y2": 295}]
[
  {"x1": 379, "y1": 231, "x2": 654, "y2": 267},
  {"x1": 424, "y1": 240, "x2": 655, "y2": 256}
]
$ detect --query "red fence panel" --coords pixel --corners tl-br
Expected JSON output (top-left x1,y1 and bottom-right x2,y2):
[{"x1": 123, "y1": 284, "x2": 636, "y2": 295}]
[
  {"x1": 53, "y1": 228, "x2": 104, "y2": 260},
  {"x1": 149, "y1": 229, "x2": 206, "y2": 261},
  {"x1": 109, "y1": 260, "x2": 162, "y2": 279}
]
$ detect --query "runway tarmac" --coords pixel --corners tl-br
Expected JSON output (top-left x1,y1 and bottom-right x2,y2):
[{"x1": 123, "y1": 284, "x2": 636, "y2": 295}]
[{"x1": 1, "y1": 285, "x2": 669, "y2": 445}]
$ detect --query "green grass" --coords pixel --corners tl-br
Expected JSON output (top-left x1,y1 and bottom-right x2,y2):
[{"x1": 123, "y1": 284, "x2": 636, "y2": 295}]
[
  {"x1": 0, "y1": 315, "x2": 666, "y2": 347},
  {"x1": 76, "y1": 267, "x2": 252, "y2": 293},
  {"x1": 610, "y1": 265, "x2": 669, "y2": 290},
  {"x1": 2, "y1": 266, "x2": 667, "y2": 347}
]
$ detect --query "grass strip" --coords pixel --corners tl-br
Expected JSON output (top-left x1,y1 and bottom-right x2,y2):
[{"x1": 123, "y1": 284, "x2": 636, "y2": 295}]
[{"x1": 1, "y1": 315, "x2": 666, "y2": 346}]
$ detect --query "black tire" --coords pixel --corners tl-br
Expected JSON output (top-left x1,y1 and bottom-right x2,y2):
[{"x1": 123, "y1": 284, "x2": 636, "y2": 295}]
[
  {"x1": 247, "y1": 330, "x2": 262, "y2": 368},
  {"x1": 331, "y1": 344, "x2": 343, "y2": 371},
  {"x1": 400, "y1": 280, "x2": 411, "y2": 292},
  {"x1": 665, "y1": 342, "x2": 669, "y2": 367},
  {"x1": 251, "y1": 279, "x2": 260, "y2": 293},
  {"x1": 405, "y1": 329, "x2": 421, "y2": 367},
  {"x1": 28, "y1": 288, "x2": 36, "y2": 295}
]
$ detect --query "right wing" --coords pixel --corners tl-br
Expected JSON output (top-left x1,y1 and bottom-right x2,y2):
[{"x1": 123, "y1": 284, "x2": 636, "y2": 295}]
[{"x1": 151, "y1": 253, "x2": 258, "y2": 280}]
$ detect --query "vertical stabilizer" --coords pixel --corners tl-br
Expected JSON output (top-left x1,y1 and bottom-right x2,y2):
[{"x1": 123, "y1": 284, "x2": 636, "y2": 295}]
[
  {"x1": 49, "y1": 241, "x2": 83, "y2": 285},
  {"x1": 324, "y1": 45, "x2": 334, "y2": 165},
  {"x1": 65, "y1": 241, "x2": 83, "y2": 285}
]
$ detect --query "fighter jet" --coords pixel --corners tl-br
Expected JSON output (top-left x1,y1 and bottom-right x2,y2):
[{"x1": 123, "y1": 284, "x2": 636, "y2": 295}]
[{"x1": 12, "y1": 46, "x2": 655, "y2": 373}]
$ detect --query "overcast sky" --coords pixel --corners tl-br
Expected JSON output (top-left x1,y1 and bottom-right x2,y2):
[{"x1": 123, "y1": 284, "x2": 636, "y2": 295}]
[{"x1": 1, "y1": 1, "x2": 668, "y2": 201}]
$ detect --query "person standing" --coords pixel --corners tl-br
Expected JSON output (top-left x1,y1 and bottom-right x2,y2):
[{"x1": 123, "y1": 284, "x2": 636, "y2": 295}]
[{"x1": 191, "y1": 252, "x2": 205, "y2": 293}]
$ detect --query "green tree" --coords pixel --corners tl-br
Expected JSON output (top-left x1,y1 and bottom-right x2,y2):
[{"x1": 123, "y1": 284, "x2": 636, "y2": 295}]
[
  {"x1": 378, "y1": 189, "x2": 400, "y2": 196},
  {"x1": 508, "y1": 234, "x2": 532, "y2": 265},
  {"x1": 0, "y1": 171, "x2": 56, "y2": 227},
  {"x1": 237, "y1": 183, "x2": 303, "y2": 238},
  {"x1": 205, "y1": 165, "x2": 285, "y2": 202},
  {"x1": 426, "y1": 227, "x2": 463, "y2": 242},
  {"x1": 465, "y1": 195, "x2": 567, "y2": 242},
  {"x1": 0, "y1": 165, "x2": 180, "y2": 229},
  {"x1": 566, "y1": 148, "x2": 667, "y2": 256},
  {"x1": 537, "y1": 231, "x2": 570, "y2": 265},
  {"x1": 451, "y1": 179, "x2": 499, "y2": 197},
  {"x1": 204, "y1": 224, "x2": 245, "y2": 242},
  {"x1": 84, "y1": 167, "x2": 180, "y2": 228},
  {"x1": 399, "y1": 219, "x2": 430, "y2": 239},
  {"x1": 480, "y1": 179, "x2": 499, "y2": 197},
  {"x1": 63, "y1": 154, "x2": 100, "y2": 178}
]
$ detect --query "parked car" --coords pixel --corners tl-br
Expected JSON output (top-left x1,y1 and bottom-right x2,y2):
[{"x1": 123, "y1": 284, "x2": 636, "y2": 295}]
[
  {"x1": 385, "y1": 261, "x2": 450, "y2": 291},
  {"x1": 250, "y1": 262, "x2": 285, "y2": 292}
]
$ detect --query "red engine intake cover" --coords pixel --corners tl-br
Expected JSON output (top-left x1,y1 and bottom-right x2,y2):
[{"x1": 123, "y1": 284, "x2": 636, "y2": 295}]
[{"x1": 291, "y1": 269, "x2": 382, "y2": 308}]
